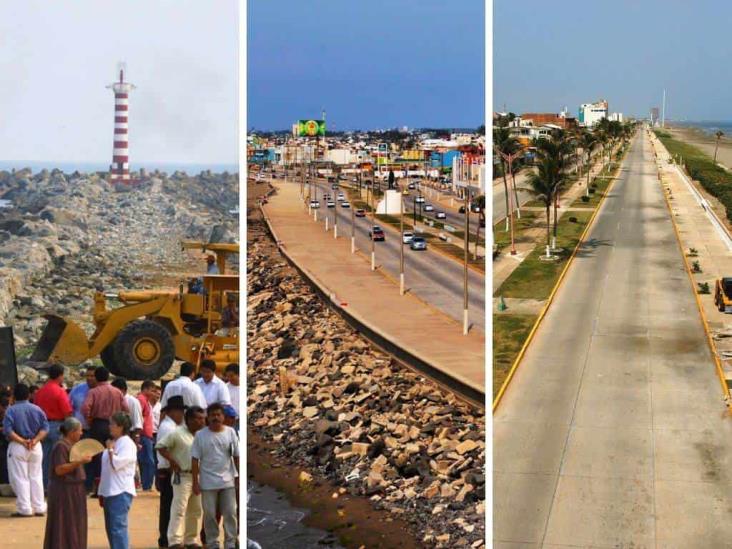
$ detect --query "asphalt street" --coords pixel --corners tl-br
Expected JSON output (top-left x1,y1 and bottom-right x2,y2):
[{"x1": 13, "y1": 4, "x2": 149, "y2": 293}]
[
  {"x1": 494, "y1": 131, "x2": 732, "y2": 546},
  {"x1": 295, "y1": 179, "x2": 485, "y2": 331}
]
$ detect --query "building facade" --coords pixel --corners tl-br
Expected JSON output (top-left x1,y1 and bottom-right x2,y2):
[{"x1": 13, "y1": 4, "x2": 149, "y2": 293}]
[{"x1": 578, "y1": 100, "x2": 608, "y2": 127}]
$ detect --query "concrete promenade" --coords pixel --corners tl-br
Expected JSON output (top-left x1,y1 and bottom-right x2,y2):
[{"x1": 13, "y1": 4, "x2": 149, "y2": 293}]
[
  {"x1": 494, "y1": 131, "x2": 732, "y2": 547},
  {"x1": 263, "y1": 180, "x2": 485, "y2": 395}
]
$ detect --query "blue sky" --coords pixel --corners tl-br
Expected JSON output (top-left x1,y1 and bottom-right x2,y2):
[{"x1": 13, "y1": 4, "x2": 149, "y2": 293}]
[
  {"x1": 495, "y1": 0, "x2": 732, "y2": 121},
  {"x1": 247, "y1": 0, "x2": 485, "y2": 131},
  {"x1": 0, "y1": 1, "x2": 237, "y2": 166}
]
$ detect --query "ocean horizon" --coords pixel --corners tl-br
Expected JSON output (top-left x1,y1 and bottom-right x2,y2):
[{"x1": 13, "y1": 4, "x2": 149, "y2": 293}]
[
  {"x1": 672, "y1": 120, "x2": 732, "y2": 136},
  {"x1": 0, "y1": 160, "x2": 238, "y2": 175}
]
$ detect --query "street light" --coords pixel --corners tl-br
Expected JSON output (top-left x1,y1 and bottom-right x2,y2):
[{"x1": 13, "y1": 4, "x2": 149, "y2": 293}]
[
  {"x1": 400, "y1": 194, "x2": 405, "y2": 295},
  {"x1": 351, "y1": 194, "x2": 356, "y2": 254},
  {"x1": 370, "y1": 167, "x2": 376, "y2": 271},
  {"x1": 493, "y1": 145, "x2": 522, "y2": 256},
  {"x1": 463, "y1": 190, "x2": 469, "y2": 336}
]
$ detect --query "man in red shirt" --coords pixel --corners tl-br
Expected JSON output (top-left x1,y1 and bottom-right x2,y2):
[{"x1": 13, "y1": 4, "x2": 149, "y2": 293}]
[
  {"x1": 137, "y1": 380, "x2": 156, "y2": 491},
  {"x1": 81, "y1": 367, "x2": 128, "y2": 494},
  {"x1": 34, "y1": 364, "x2": 72, "y2": 490}
]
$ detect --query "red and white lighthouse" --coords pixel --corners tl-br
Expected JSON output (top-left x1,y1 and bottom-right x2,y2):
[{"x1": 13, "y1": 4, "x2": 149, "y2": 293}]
[{"x1": 107, "y1": 64, "x2": 135, "y2": 183}]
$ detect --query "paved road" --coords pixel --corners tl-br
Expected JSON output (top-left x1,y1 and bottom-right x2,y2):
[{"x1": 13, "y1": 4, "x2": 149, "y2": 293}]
[
  {"x1": 492, "y1": 171, "x2": 532, "y2": 224},
  {"x1": 289, "y1": 179, "x2": 485, "y2": 331},
  {"x1": 494, "y1": 131, "x2": 732, "y2": 547}
]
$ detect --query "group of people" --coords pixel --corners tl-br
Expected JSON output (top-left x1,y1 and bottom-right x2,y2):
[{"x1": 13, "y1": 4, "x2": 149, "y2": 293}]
[{"x1": 0, "y1": 359, "x2": 240, "y2": 549}]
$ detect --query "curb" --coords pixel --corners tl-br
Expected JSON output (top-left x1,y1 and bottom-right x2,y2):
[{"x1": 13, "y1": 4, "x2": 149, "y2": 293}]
[
  {"x1": 492, "y1": 143, "x2": 629, "y2": 412},
  {"x1": 259, "y1": 199, "x2": 485, "y2": 407},
  {"x1": 651, "y1": 135, "x2": 731, "y2": 404}
]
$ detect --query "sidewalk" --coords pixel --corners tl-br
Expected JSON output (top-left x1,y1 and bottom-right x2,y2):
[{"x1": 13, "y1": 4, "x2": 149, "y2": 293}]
[
  {"x1": 651, "y1": 132, "x2": 732, "y2": 384},
  {"x1": 262, "y1": 181, "x2": 485, "y2": 394}
]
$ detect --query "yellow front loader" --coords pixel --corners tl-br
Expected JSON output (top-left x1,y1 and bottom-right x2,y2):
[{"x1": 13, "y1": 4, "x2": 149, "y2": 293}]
[{"x1": 29, "y1": 242, "x2": 239, "y2": 379}]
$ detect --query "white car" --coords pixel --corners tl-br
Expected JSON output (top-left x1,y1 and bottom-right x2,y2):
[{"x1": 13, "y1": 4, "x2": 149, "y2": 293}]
[
  {"x1": 402, "y1": 231, "x2": 414, "y2": 244},
  {"x1": 415, "y1": 196, "x2": 425, "y2": 203},
  {"x1": 309, "y1": 200, "x2": 320, "y2": 209},
  {"x1": 424, "y1": 204, "x2": 434, "y2": 212},
  {"x1": 436, "y1": 211, "x2": 446, "y2": 219},
  {"x1": 337, "y1": 193, "x2": 345, "y2": 201},
  {"x1": 341, "y1": 201, "x2": 351, "y2": 208},
  {"x1": 327, "y1": 200, "x2": 336, "y2": 208}
]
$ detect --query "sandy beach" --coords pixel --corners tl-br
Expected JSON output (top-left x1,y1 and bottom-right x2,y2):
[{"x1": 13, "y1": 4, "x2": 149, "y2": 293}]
[{"x1": 666, "y1": 124, "x2": 732, "y2": 168}]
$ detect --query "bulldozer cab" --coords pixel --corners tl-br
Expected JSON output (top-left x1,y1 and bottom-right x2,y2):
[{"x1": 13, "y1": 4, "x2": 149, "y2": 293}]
[
  {"x1": 181, "y1": 241, "x2": 239, "y2": 275},
  {"x1": 201, "y1": 275, "x2": 239, "y2": 332}
]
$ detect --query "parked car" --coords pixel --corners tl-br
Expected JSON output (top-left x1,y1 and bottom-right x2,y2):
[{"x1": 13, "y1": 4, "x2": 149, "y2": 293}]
[
  {"x1": 424, "y1": 204, "x2": 434, "y2": 212},
  {"x1": 331, "y1": 183, "x2": 339, "y2": 190},
  {"x1": 310, "y1": 200, "x2": 320, "y2": 208},
  {"x1": 436, "y1": 211, "x2": 446, "y2": 219},
  {"x1": 355, "y1": 209, "x2": 366, "y2": 217},
  {"x1": 458, "y1": 206, "x2": 466, "y2": 214},
  {"x1": 410, "y1": 236, "x2": 427, "y2": 250},
  {"x1": 337, "y1": 193, "x2": 345, "y2": 201},
  {"x1": 327, "y1": 200, "x2": 336, "y2": 208},
  {"x1": 341, "y1": 201, "x2": 351, "y2": 208},
  {"x1": 368, "y1": 226, "x2": 385, "y2": 241},
  {"x1": 402, "y1": 231, "x2": 414, "y2": 244},
  {"x1": 415, "y1": 196, "x2": 425, "y2": 203},
  {"x1": 408, "y1": 183, "x2": 416, "y2": 190},
  {"x1": 352, "y1": 177, "x2": 358, "y2": 182}
]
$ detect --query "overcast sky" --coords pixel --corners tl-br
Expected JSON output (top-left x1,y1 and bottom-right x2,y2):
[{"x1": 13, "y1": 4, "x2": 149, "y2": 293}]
[
  {"x1": 495, "y1": 0, "x2": 732, "y2": 121},
  {"x1": 0, "y1": 0, "x2": 237, "y2": 166},
  {"x1": 247, "y1": 0, "x2": 485, "y2": 131}
]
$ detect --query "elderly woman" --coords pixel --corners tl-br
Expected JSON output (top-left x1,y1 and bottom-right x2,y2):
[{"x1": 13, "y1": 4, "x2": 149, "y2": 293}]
[
  {"x1": 43, "y1": 417, "x2": 92, "y2": 549},
  {"x1": 99, "y1": 411, "x2": 137, "y2": 549}
]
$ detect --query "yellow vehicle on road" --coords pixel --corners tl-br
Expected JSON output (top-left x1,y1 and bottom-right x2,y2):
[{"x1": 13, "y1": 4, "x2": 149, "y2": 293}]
[{"x1": 714, "y1": 277, "x2": 732, "y2": 313}]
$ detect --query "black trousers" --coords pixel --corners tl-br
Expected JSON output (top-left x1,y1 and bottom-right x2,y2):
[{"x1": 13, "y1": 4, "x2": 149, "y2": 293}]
[
  {"x1": 156, "y1": 468, "x2": 173, "y2": 547},
  {"x1": 88, "y1": 418, "x2": 110, "y2": 491}
]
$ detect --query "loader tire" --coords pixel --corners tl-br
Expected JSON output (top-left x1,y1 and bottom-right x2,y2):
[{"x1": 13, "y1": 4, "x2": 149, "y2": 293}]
[{"x1": 103, "y1": 320, "x2": 175, "y2": 380}]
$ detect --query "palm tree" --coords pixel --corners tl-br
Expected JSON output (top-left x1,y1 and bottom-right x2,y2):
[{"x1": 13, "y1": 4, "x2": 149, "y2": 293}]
[
  {"x1": 579, "y1": 131, "x2": 598, "y2": 195},
  {"x1": 493, "y1": 117, "x2": 522, "y2": 231},
  {"x1": 714, "y1": 130, "x2": 724, "y2": 164},
  {"x1": 524, "y1": 156, "x2": 558, "y2": 248},
  {"x1": 472, "y1": 194, "x2": 485, "y2": 258},
  {"x1": 534, "y1": 132, "x2": 574, "y2": 246}
]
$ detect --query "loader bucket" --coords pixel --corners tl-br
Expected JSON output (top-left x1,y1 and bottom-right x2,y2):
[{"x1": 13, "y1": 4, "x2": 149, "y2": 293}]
[{"x1": 29, "y1": 315, "x2": 91, "y2": 365}]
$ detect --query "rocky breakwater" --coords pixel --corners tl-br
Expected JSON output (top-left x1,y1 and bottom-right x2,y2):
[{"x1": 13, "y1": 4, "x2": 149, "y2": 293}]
[
  {"x1": 247, "y1": 224, "x2": 485, "y2": 548},
  {"x1": 0, "y1": 167, "x2": 238, "y2": 380}
]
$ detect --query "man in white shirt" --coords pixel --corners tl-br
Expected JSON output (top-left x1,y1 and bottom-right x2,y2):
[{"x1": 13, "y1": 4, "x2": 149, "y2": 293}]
[
  {"x1": 225, "y1": 363, "x2": 239, "y2": 430},
  {"x1": 195, "y1": 360, "x2": 231, "y2": 407},
  {"x1": 111, "y1": 378, "x2": 143, "y2": 435},
  {"x1": 155, "y1": 395, "x2": 185, "y2": 549},
  {"x1": 161, "y1": 363, "x2": 208, "y2": 410}
]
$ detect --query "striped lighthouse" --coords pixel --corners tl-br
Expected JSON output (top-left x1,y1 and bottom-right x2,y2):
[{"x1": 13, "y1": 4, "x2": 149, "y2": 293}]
[{"x1": 107, "y1": 64, "x2": 135, "y2": 183}]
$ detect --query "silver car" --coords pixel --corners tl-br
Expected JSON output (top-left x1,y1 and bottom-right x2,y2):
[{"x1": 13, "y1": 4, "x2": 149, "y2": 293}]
[
  {"x1": 402, "y1": 231, "x2": 414, "y2": 244},
  {"x1": 410, "y1": 236, "x2": 427, "y2": 250}
]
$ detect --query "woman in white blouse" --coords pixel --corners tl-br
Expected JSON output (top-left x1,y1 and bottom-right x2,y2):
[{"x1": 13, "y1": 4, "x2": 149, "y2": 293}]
[{"x1": 99, "y1": 412, "x2": 137, "y2": 549}]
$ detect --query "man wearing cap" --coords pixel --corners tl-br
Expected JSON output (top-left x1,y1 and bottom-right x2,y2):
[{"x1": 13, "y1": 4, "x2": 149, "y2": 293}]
[
  {"x1": 156, "y1": 405, "x2": 206, "y2": 549},
  {"x1": 3, "y1": 383, "x2": 49, "y2": 517},
  {"x1": 33, "y1": 363, "x2": 73, "y2": 490},
  {"x1": 156, "y1": 395, "x2": 185, "y2": 549},
  {"x1": 206, "y1": 255, "x2": 219, "y2": 274},
  {"x1": 195, "y1": 360, "x2": 230, "y2": 408}
]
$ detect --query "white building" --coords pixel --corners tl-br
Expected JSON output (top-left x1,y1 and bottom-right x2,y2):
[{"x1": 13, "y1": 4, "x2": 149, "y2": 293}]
[
  {"x1": 609, "y1": 112, "x2": 624, "y2": 123},
  {"x1": 579, "y1": 100, "x2": 608, "y2": 127},
  {"x1": 452, "y1": 155, "x2": 485, "y2": 197}
]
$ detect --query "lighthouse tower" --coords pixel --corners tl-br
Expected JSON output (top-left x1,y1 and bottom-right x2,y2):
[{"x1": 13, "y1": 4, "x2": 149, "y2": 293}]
[{"x1": 107, "y1": 64, "x2": 135, "y2": 183}]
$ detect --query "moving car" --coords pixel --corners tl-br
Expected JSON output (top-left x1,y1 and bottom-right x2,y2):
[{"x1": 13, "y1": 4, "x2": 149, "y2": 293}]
[
  {"x1": 715, "y1": 278, "x2": 732, "y2": 312},
  {"x1": 408, "y1": 183, "x2": 416, "y2": 190},
  {"x1": 341, "y1": 201, "x2": 351, "y2": 208},
  {"x1": 402, "y1": 231, "x2": 414, "y2": 244},
  {"x1": 355, "y1": 209, "x2": 366, "y2": 217},
  {"x1": 327, "y1": 200, "x2": 336, "y2": 208},
  {"x1": 331, "y1": 184, "x2": 339, "y2": 190},
  {"x1": 337, "y1": 193, "x2": 345, "y2": 201},
  {"x1": 415, "y1": 196, "x2": 425, "y2": 203},
  {"x1": 410, "y1": 236, "x2": 427, "y2": 250},
  {"x1": 435, "y1": 211, "x2": 446, "y2": 219},
  {"x1": 368, "y1": 226, "x2": 385, "y2": 241},
  {"x1": 309, "y1": 200, "x2": 320, "y2": 208},
  {"x1": 458, "y1": 206, "x2": 466, "y2": 214},
  {"x1": 424, "y1": 204, "x2": 434, "y2": 212}
]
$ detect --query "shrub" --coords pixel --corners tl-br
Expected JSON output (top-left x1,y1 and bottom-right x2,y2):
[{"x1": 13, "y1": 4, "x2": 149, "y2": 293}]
[
  {"x1": 688, "y1": 248, "x2": 698, "y2": 257},
  {"x1": 568, "y1": 216, "x2": 578, "y2": 223},
  {"x1": 698, "y1": 282, "x2": 710, "y2": 294},
  {"x1": 581, "y1": 195, "x2": 590, "y2": 203},
  {"x1": 588, "y1": 188, "x2": 596, "y2": 194},
  {"x1": 692, "y1": 260, "x2": 702, "y2": 273}
]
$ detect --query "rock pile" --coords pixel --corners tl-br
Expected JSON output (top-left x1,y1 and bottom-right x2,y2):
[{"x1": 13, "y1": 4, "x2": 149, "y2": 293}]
[
  {"x1": 247, "y1": 215, "x2": 485, "y2": 548},
  {"x1": 0, "y1": 167, "x2": 238, "y2": 381}
]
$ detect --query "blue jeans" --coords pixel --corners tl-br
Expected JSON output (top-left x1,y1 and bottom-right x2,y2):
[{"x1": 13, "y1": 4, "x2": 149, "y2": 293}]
[
  {"x1": 41, "y1": 420, "x2": 62, "y2": 489},
  {"x1": 137, "y1": 436, "x2": 155, "y2": 490},
  {"x1": 103, "y1": 492, "x2": 133, "y2": 549}
]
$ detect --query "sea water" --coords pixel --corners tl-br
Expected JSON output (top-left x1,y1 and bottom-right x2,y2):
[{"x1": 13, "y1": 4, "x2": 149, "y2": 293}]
[
  {"x1": 674, "y1": 120, "x2": 732, "y2": 137},
  {"x1": 247, "y1": 481, "x2": 345, "y2": 549}
]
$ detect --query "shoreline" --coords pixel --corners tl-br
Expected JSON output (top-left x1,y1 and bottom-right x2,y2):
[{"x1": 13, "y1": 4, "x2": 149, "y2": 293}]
[
  {"x1": 666, "y1": 123, "x2": 732, "y2": 169},
  {"x1": 248, "y1": 429, "x2": 419, "y2": 548}
]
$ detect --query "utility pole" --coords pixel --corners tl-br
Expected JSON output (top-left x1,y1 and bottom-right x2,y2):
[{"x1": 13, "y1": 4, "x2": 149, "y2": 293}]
[
  {"x1": 463, "y1": 191, "x2": 469, "y2": 336},
  {"x1": 494, "y1": 146, "x2": 521, "y2": 255},
  {"x1": 370, "y1": 166, "x2": 376, "y2": 271},
  {"x1": 400, "y1": 194, "x2": 405, "y2": 295},
  {"x1": 333, "y1": 179, "x2": 338, "y2": 239},
  {"x1": 351, "y1": 193, "x2": 356, "y2": 254}
]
